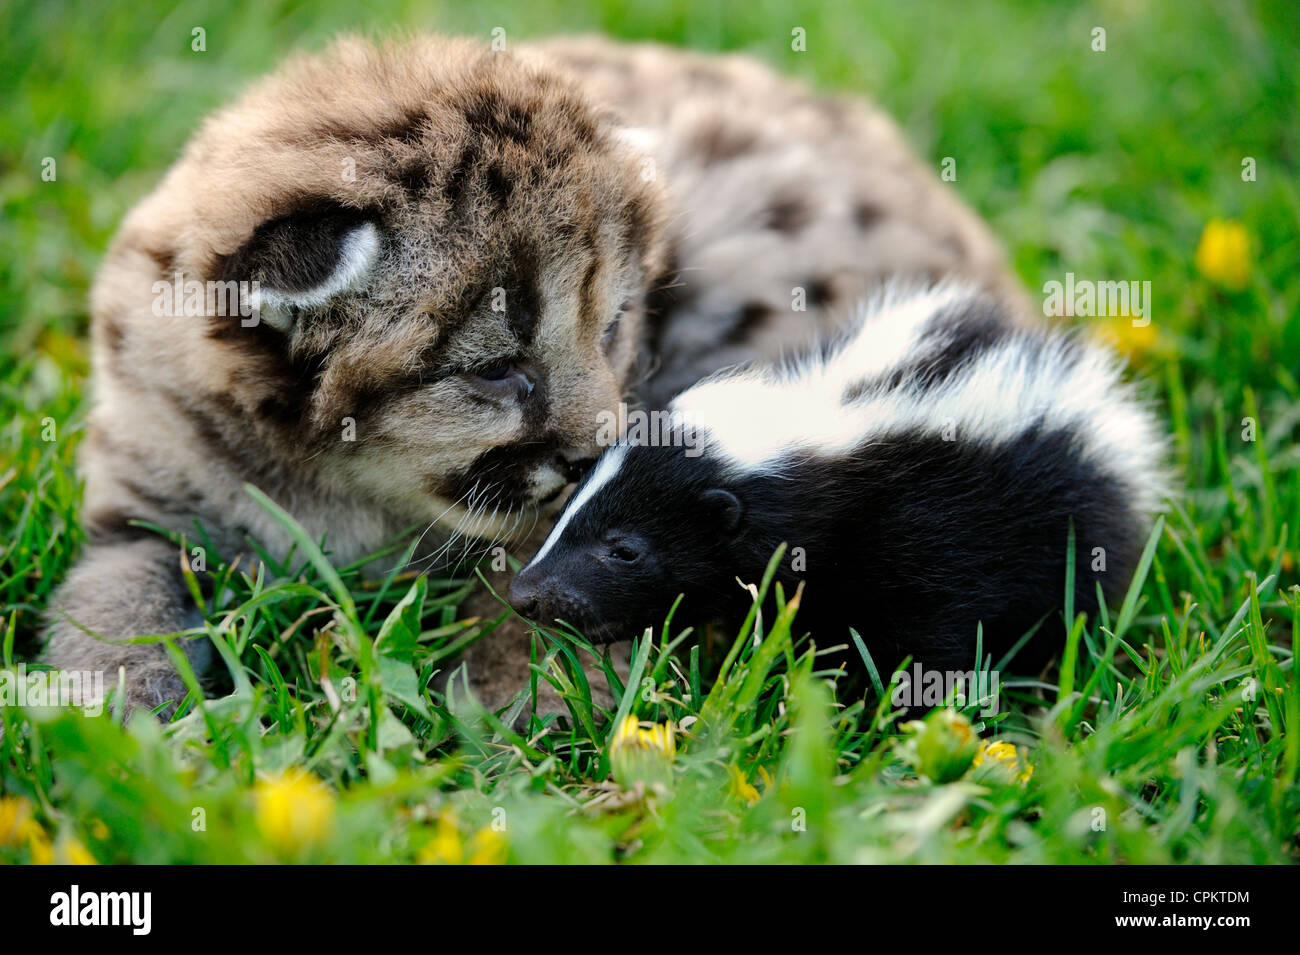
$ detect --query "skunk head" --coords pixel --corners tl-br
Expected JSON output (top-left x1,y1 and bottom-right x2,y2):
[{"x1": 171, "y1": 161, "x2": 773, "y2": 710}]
[{"x1": 508, "y1": 443, "x2": 743, "y2": 643}]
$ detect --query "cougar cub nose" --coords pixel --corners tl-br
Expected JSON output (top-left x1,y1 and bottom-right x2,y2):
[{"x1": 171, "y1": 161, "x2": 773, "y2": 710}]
[{"x1": 554, "y1": 453, "x2": 596, "y2": 484}]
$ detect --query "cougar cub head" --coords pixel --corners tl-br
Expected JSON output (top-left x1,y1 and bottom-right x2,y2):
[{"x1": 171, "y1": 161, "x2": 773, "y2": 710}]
[{"x1": 104, "y1": 36, "x2": 666, "y2": 544}]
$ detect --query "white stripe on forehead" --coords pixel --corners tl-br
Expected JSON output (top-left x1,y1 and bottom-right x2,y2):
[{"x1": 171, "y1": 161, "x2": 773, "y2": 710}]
[{"x1": 526, "y1": 444, "x2": 629, "y2": 568}]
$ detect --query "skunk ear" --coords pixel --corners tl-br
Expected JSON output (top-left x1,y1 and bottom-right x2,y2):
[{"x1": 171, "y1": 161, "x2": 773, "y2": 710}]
[
  {"x1": 701, "y1": 488, "x2": 743, "y2": 533},
  {"x1": 219, "y1": 202, "x2": 381, "y2": 331}
]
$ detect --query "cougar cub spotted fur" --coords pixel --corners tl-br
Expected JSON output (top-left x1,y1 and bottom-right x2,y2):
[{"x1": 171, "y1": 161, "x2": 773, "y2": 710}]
[{"x1": 43, "y1": 34, "x2": 1024, "y2": 715}]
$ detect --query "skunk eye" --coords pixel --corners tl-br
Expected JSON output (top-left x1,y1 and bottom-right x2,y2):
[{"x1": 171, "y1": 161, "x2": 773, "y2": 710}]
[{"x1": 606, "y1": 540, "x2": 642, "y2": 564}]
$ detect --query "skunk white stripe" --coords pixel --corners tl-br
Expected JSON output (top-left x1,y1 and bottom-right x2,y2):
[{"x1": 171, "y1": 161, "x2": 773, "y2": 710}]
[
  {"x1": 845, "y1": 335, "x2": 1166, "y2": 513},
  {"x1": 528, "y1": 444, "x2": 629, "y2": 567},
  {"x1": 670, "y1": 284, "x2": 967, "y2": 471},
  {"x1": 820, "y1": 282, "x2": 967, "y2": 387},
  {"x1": 669, "y1": 285, "x2": 1166, "y2": 514}
]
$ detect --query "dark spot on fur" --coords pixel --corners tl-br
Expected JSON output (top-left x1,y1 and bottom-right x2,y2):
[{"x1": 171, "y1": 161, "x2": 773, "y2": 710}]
[
  {"x1": 537, "y1": 138, "x2": 577, "y2": 173},
  {"x1": 723, "y1": 302, "x2": 772, "y2": 345},
  {"x1": 441, "y1": 146, "x2": 475, "y2": 211},
  {"x1": 853, "y1": 200, "x2": 883, "y2": 230},
  {"x1": 686, "y1": 64, "x2": 725, "y2": 88},
  {"x1": 423, "y1": 471, "x2": 460, "y2": 501},
  {"x1": 166, "y1": 391, "x2": 269, "y2": 479},
  {"x1": 144, "y1": 245, "x2": 176, "y2": 275},
  {"x1": 117, "y1": 474, "x2": 186, "y2": 515},
  {"x1": 101, "y1": 313, "x2": 125, "y2": 355},
  {"x1": 805, "y1": 278, "x2": 834, "y2": 308},
  {"x1": 819, "y1": 96, "x2": 855, "y2": 130},
  {"x1": 291, "y1": 105, "x2": 428, "y2": 148},
  {"x1": 395, "y1": 161, "x2": 432, "y2": 194},
  {"x1": 766, "y1": 194, "x2": 813, "y2": 234},
  {"x1": 375, "y1": 106, "x2": 430, "y2": 145},
  {"x1": 522, "y1": 375, "x2": 551, "y2": 434},
  {"x1": 690, "y1": 122, "x2": 759, "y2": 163},
  {"x1": 620, "y1": 193, "x2": 654, "y2": 255},
  {"x1": 255, "y1": 392, "x2": 306, "y2": 426},
  {"x1": 506, "y1": 246, "x2": 542, "y2": 345},
  {"x1": 557, "y1": 98, "x2": 600, "y2": 147},
  {"x1": 483, "y1": 161, "x2": 513, "y2": 205},
  {"x1": 577, "y1": 256, "x2": 602, "y2": 337},
  {"x1": 84, "y1": 508, "x2": 155, "y2": 546},
  {"x1": 642, "y1": 247, "x2": 687, "y2": 360},
  {"x1": 462, "y1": 95, "x2": 535, "y2": 146}
]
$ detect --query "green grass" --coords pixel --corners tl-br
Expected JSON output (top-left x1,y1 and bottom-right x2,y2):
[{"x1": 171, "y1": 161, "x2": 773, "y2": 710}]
[{"x1": 2, "y1": 0, "x2": 1298, "y2": 863}]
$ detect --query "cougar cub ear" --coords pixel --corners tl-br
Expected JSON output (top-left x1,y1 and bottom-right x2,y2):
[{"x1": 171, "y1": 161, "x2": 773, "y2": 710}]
[{"x1": 219, "y1": 201, "x2": 381, "y2": 331}]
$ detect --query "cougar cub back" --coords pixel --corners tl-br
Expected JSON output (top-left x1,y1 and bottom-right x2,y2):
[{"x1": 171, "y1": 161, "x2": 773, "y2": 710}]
[{"x1": 536, "y1": 37, "x2": 1028, "y2": 405}]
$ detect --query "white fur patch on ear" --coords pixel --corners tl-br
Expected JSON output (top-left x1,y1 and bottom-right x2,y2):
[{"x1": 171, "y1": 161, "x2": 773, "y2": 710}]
[{"x1": 251, "y1": 222, "x2": 381, "y2": 331}]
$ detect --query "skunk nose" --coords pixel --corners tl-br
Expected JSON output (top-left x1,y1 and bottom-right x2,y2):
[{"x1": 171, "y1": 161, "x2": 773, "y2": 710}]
[{"x1": 508, "y1": 570, "x2": 544, "y2": 619}]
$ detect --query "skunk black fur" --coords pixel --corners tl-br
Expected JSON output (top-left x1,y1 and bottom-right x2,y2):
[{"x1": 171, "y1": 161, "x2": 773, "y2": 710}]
[{"x1": 510, "y1": 284, "x2": 1166, "y2": 675}]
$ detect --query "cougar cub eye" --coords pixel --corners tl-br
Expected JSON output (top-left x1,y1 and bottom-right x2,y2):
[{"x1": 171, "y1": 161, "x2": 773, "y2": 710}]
[
  {"x1": 602, "y1": 300, "x2": 632, "y2": 351},
  {"x1": 468, "y1": 362, "x2": 535, "y2": 400},
  {"x1": 477, "y1": 362, "x2": 514, "y2": 381}
]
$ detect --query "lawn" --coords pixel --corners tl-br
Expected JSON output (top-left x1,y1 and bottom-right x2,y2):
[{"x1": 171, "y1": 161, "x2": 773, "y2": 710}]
[{"x1": 1, "y1": 0, "x2": 1298, "y2": 864}]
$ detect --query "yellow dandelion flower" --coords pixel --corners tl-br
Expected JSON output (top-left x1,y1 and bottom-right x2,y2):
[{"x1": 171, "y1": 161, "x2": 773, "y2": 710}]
[
  {"x1": 973, "y1": 740, "x2": 1018, "y2": 770},
  {"x1": 28, "y1": 829, "x2": 53, "y2": 866},
  {"x1": 608, "y1": 716, "x2": 677, "y2": 789},
  {"x1": 466, "y1": 827, "x2": 508, "y2": 865},
  {"x1": 1195, "y1": 219, "x2": 1251, "y2": 290},
  {"x1": 1094, "y1": 315, "x2": 1160, "y2": 361},
  {"x1": 899, "y1": 708, "x2": 980, "y2": 783},
  {"x1": 0, "y1": 796, "x2": 56, "y2": 863},
  {"x1": 253, "y1": 770, "x2": 336, "y2": 854},
  {"x1": 418, "y1": 810, "x2": 507, "y2": 865},
  {"x1": 418, "y1": 809, "x2": 463, "y2": 865},
  {"x1": 726, "y1": 764, "x2": 761, "y2": 806},
  {"x1": 0, "y1": 797, "x2": 33, "y2": 847},
  {"x1": 972, "y1": 739, "x2": 1034, "y2": 785},
  {"x1": 58, "y1": 838, "x2": 98, "y2": 865}
]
